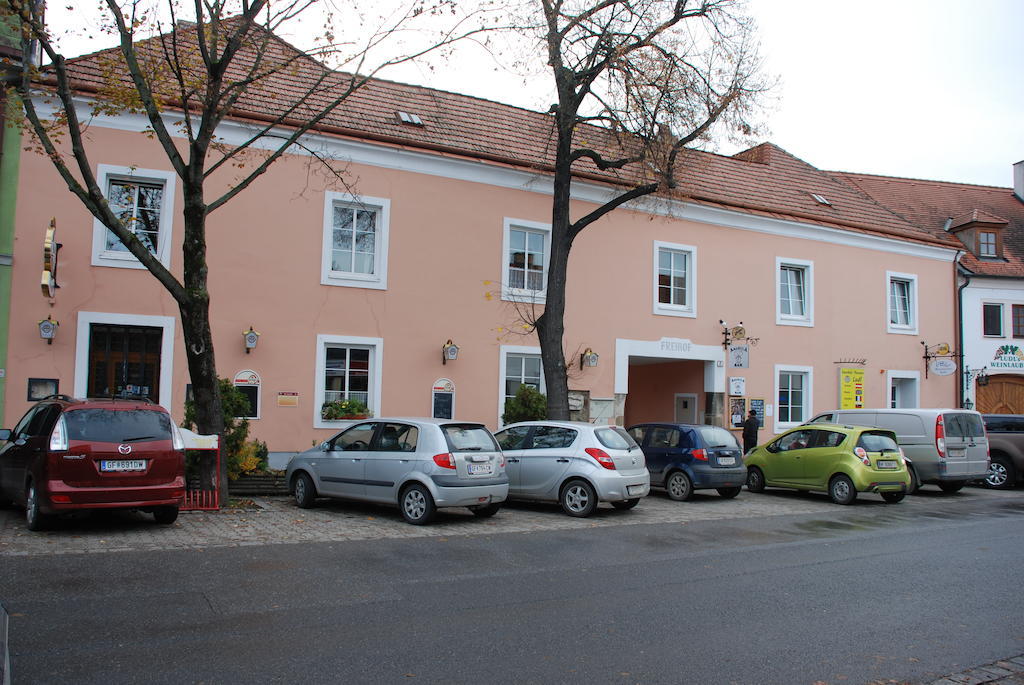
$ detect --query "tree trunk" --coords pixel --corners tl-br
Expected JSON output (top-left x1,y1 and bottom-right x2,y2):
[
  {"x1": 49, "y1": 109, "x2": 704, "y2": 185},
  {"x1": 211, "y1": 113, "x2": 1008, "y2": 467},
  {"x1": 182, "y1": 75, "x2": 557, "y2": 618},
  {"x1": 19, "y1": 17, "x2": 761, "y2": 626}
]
[{"x1": 180, "y1": 199, "x2": 227, "y2": 502}]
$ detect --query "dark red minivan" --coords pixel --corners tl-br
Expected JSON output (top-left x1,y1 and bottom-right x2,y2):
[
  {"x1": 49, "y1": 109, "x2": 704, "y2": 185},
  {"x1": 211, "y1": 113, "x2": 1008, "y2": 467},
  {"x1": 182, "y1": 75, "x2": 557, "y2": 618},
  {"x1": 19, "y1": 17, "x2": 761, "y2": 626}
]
[{"x1": 0, "y1": 396, "x2": 186, "y2": 530}]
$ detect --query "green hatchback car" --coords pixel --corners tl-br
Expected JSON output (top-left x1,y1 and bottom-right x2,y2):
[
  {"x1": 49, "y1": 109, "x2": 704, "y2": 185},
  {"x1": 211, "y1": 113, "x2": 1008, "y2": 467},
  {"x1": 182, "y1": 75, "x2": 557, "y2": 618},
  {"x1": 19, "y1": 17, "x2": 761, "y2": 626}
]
[{"x1": 745, "y1": 424, "x2": 911, "y2": 505}]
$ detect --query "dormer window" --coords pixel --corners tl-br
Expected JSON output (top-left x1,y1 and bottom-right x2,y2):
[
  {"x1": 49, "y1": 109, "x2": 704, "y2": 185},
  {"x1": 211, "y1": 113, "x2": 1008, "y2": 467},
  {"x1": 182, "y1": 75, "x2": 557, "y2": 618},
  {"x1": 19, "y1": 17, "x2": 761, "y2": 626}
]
[{"x1": 979, "y1": 231, "x2": 997, "y2": 257}]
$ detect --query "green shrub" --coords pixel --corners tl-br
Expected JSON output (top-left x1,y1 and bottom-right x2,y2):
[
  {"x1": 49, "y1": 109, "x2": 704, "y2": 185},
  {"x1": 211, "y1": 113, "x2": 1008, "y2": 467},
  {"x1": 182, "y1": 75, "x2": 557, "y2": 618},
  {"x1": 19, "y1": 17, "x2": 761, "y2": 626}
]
[{"x1": 502, "y1": 385, "x2": 547, "y2": 424}]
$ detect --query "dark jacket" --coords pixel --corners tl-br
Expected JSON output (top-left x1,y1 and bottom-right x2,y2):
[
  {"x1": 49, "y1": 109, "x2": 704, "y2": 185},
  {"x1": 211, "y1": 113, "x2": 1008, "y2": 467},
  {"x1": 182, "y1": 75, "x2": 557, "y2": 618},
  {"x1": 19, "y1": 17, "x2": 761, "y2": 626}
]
[{"x1": 742, "y1": 416, "x2": 759, "y2": 443}]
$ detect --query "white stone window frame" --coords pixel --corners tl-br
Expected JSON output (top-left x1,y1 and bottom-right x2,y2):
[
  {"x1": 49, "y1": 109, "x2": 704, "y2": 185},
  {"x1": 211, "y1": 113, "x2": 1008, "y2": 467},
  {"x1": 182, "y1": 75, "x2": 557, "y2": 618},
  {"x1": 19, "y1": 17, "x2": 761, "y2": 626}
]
[
  {"x1": 886, "y1": 271, "x2": 919, "y2": 335},
  {"x1": 652, "y1": 240, "x2": 698, "y2": 318},
  {"x1": 775, "y1": 257, "x2": 814, "y2": 327},
  {"x1": 886, "y1": 370, "x2": 920, "y2": 409},
  {"x1": 313, "y1": 334, "x2": 384, "y2": 429},
  {"x1": 773, "y1": 364, "x2": 813, "y2": 433},
  {"x1": 498, "y1": 345, "x2": 545, "y2": 425},
  {"x1": 321, "y1": 192, "x2": 391, "y2": 290},
  {"x1": 91, "y1": 165, "x2": 177, "y2": 270},
  {"x1": 73, "y1": 311, "x2": 176, "y2": 410},
  {"x1": 501, "y1": 218, "x2": 551, "y2": 303}
]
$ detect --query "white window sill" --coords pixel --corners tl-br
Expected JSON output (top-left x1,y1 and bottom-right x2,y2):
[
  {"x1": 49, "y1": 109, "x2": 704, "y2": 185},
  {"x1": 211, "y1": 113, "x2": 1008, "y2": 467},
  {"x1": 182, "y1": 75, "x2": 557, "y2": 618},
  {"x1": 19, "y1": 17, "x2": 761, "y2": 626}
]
[
  {"x1": 887, "y1": 324, "x2": 918, "y2": 335},
  {"x1": 502, "y1": 288, "x2": 547, "y2": 304},
  {"x1": 321, "y1": 272, "x2": 387, "y2": 290},
  {"x1": 92, "y1": 251, "x2": 155, "y2": 270},
  {"x1": 654, "y1": 304, "x2": 696, "y2": 319},
  {"x1": 777, "y1": 317, "x2": 814, "y2": 328}
]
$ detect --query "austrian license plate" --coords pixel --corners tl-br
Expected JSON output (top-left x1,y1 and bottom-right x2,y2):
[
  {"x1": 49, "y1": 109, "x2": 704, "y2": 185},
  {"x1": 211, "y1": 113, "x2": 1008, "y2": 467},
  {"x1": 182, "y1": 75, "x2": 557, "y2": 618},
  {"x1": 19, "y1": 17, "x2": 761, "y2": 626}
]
[
  {"x1": 718, "y1": 456, "x2": 736, "y2": 466},
  {"x1": 467, "y1": 463, "x2": 493, "y2": 476},
  {"x1": 877, "y1": 459, "x2": 898, "y2": 469},
  {"x1": 627, "y1": 484, "x2": 645, "y2": 496},
  {"x1": 100, "y1": 459, "x2": 146, "y2": 472}
]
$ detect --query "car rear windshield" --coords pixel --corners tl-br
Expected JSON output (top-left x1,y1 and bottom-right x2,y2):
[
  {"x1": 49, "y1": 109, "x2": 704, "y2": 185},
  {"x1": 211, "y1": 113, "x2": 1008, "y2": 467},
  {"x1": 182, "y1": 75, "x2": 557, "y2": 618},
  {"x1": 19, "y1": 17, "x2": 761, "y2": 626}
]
[
  {"x1": 594, "y1": 426, "x2": 638, "y2": 450},
  {"x1": 943, "y1": 413, "x2": 986, "y2": 439},
  {"x1": 856, "y1": 431, "x2": 900, "y2": 453},
  {"x1": 64, "y1": 409, "x2": 172, "y2": 443},
  {"x1": 694, "y1": 426, "x2": 740, "y2": 449},
  {"x1": 442, "y1": 424, "x2": 499, "y2": 452}
]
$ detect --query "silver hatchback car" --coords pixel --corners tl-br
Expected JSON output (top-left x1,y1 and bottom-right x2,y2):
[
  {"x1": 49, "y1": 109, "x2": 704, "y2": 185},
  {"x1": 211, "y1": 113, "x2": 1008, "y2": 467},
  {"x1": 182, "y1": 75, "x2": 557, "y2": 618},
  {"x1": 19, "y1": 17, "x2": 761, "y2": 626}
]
[
  {"x1": 493, "y1": 421, "x2": 650, "y2": 517},
  {"x1": 286, "y1": 418, "x2": 508, "y2": 524}
]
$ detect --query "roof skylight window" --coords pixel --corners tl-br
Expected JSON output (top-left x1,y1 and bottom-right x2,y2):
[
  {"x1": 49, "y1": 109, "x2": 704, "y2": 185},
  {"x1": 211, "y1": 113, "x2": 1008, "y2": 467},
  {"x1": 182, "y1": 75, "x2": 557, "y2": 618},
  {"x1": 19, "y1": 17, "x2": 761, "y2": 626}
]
[
  {"x1": 396, "y1": 111, "x2": 424, "y2": 127},
  {"x1": 809, "y1": 193, "x2": 832, "y2": 206}
]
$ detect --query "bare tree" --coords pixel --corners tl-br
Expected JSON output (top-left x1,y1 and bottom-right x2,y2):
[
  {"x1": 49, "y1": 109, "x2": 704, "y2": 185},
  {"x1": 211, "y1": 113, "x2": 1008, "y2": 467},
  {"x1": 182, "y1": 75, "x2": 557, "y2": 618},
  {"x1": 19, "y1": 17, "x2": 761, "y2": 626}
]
[
  {"x1": 522, "y1": 0, "x2": 769, "y2": 419},
  {"x1": 5, "y1": 0, "x2": 492, "y2": 499}
]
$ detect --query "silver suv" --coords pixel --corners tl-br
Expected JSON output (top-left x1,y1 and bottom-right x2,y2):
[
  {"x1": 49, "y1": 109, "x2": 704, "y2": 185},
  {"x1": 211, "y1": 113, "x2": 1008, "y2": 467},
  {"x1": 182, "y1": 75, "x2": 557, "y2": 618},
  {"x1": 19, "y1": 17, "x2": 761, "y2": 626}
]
[
  {"x1": 286, "y1": 418, "x2": 508, "y2": 524},
  {"x1": 493, "y1": 421, "x2": 650, "y2": 517}
]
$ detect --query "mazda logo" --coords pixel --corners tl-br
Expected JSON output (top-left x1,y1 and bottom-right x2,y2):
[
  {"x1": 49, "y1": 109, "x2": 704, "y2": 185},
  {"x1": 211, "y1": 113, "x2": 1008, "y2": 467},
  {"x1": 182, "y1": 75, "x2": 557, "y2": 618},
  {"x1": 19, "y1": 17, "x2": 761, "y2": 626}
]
[{"x1": 118, "y1": 444, "x2": 132, "y2": 455}]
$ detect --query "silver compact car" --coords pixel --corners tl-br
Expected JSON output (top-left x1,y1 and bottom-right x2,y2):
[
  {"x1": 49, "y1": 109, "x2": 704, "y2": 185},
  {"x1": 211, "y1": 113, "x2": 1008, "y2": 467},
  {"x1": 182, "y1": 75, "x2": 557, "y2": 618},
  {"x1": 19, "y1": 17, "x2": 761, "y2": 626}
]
[
  {"x1": 493, "y1": 421, "x2": 650, "y2": 517},
  {"x1": 286, "y1": 418, "x2": 508, "y2": 525}
]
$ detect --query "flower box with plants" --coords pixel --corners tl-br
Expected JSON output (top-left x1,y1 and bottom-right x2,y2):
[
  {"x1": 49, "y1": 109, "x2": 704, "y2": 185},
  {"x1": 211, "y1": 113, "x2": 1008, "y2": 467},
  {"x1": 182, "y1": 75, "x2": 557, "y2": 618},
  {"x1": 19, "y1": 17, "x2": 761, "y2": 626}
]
[{"x1": 320, "y1": 398, "x2": 372, "y2": 420}]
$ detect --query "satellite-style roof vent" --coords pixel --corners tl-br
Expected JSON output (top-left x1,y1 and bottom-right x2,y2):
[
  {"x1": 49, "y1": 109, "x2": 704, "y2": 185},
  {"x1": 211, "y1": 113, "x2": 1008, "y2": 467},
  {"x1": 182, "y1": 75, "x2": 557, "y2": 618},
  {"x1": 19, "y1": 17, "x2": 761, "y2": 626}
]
[
  {"x1": 810, "y1": 193, "x2": 832, "y2": 207},
  {"x1": 396, "y1": 111, "x2": 424, "y2": 127}
]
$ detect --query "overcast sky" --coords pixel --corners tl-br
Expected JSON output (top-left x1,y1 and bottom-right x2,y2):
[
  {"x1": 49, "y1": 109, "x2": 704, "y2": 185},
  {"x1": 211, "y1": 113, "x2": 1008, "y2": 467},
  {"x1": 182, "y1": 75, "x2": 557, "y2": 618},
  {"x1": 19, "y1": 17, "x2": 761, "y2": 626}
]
[{"x1": 49, "y1": 0, "x2": 1023, "y2": 188}]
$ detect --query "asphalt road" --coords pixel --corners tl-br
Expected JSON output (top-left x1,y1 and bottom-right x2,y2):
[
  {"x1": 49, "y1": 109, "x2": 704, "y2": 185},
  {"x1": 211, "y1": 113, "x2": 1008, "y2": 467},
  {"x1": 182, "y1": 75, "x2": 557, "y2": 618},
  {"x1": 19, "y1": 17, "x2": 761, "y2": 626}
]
[{"x1": 2, "y1": 489, "x2": 1023, "y2": 684}]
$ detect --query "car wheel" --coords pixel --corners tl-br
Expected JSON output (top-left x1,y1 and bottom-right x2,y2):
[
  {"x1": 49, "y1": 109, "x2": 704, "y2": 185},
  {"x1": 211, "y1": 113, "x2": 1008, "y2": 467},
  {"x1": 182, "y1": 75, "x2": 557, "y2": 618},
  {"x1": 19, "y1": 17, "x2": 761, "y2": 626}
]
[
  {"x1": 400, "y1": 483, "x2": 436, "y2": 525},
  {"x1": 25, "y1": 481, "x2": 49, "y2": 532},
  {"x1": 984, "y1": 457, "x2": 1016, "y2": 489},
  {"x1": 746, "y1": 467, "x2": 765, "y2": 493},
  {"x1": 470, "y1": 503, "x2": 501, "y2": 518},
  {"x1": 665, "y1": 471, "x2": 694, "y2": 501},
  {"x1": 881, "y1": 491, "x2": 905, "y2": 504},
  {"x1": 153, "y1": 506, "x2": 179, "y2": 524},
  {"x1": 611, "y1": 498, "x2": 640, "y2": 510},
  {"x1": 560, "y1": 479, "x2": 598, "y2": 517},
  {"x1": 939, "y1": 481, "x2": 965, "y2": 494},
  {"x1": 828, "y1": 474, "x2": 857, "y2": 505},
  {"x1": 905, "y1": 463, "x2": 919, "y2": 495},
  {"x1": 717, "y1": 486, "x2": 742, "y2": 499},
  {"x1": 293, "y1": 472, "x2": 317, "y2": 509}
]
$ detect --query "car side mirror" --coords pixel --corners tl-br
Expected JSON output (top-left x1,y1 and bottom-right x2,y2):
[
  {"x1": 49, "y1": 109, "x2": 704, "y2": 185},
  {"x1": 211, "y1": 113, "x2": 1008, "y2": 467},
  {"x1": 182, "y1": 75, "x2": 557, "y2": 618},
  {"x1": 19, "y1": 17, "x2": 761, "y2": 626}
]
[
  {"x1": 320, "y1": 441, "x2": 330, "y2": 451},
  {"x1": 0, "y1": 428, "x2": 10, "y2": 442},
  {"x1": 766, "y1": 443, "x2": 779, "y2": 454}
]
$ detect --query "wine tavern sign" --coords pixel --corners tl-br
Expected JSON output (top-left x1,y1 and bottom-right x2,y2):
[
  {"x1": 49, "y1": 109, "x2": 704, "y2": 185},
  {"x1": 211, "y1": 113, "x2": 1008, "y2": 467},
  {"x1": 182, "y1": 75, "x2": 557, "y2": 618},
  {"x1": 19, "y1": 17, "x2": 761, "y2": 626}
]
[{"x1": 991, "y1": 345, "x2": 1024, "y2": 370}]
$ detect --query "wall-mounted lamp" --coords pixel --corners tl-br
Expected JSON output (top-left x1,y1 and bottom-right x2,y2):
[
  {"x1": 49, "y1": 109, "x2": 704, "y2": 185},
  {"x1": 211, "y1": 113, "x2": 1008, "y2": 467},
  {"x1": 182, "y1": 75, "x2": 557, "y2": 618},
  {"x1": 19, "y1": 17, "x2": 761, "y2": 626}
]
[
  {"x1": 243, "y1": 326, "x2": 260, "y2": 354},
  {"x1": 579, "y1": 347, "x2": 599, "y2": 369},
  {"x1": 963, "y1": 398, "x2": 974, "y2": 410},
  {"x1": 442, "y1": 339, "x2": 459, "y2": 365},
  {"x1": 977, "y1": 368, "x2": 990, "y2": 386},
  {"x1": 38, "y1": 315, "x2": 58, "y2": 344}
]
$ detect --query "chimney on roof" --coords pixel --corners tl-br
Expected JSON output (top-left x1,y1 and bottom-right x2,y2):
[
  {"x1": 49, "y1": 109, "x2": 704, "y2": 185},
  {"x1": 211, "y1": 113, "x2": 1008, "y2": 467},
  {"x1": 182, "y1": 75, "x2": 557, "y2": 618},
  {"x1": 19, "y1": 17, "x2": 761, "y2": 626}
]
[{"x1": 1015, "y1": 160, "x2": 1024, "y2": 202}]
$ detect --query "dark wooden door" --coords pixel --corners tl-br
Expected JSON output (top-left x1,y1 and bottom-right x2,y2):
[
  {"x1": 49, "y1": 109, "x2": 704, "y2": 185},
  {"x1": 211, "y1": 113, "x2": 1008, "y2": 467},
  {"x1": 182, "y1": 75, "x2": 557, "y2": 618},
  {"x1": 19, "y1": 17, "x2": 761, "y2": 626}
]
[{"x1": 87, "y1": 324, "x2": 162, "y2": 401}]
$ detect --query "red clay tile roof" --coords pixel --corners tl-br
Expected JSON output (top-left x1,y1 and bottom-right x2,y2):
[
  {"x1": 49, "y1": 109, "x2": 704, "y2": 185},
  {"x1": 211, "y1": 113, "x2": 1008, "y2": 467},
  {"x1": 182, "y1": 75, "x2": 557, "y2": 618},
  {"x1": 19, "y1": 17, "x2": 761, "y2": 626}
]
[
  {"x1": 51, "y1": 22, "x2": 956, "y2": 250},
  {"x1": 832, "y1": 171, "x2": 1024, "y2": 277},
  {"x1": 949, "y1": 209, "x2": 1009, "y2": 229}
]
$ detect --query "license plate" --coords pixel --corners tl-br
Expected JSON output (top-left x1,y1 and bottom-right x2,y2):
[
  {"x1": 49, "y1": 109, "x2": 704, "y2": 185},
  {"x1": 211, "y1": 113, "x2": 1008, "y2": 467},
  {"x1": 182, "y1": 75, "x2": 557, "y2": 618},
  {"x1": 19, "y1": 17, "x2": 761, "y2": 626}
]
[
  {"x1": 718, "y1": 456, "x2": 736, "y2": 466},
  {"x1": 100, "y1": 459, "x2": 146, "y2": 472},
  {"x1": 467, "y1": 463, "x2": 493, "y2": 476},
  {"x1": 627, "y1": 484, "x2": 644, "y2": 496},
  {"x1": 948, "y1": 449, "x2": 966, "y2": 457},
  {"x1": 877, "y1": 459, "x2": 898, "y2": 469}
]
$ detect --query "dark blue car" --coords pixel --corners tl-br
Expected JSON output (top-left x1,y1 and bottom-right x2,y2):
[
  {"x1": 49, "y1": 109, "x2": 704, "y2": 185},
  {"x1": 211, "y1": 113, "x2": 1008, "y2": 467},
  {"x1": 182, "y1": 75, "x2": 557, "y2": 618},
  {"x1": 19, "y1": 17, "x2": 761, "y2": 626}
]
[{"x1": 626, "y1": 423, "x2": 747, "y2": 501}]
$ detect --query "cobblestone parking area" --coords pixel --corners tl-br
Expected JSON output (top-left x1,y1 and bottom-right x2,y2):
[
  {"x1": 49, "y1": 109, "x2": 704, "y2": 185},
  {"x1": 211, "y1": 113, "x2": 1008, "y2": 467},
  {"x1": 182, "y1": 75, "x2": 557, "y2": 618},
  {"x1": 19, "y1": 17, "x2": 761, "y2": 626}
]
[{"x1": 0, "y1": 489, "x2": 854, "y2": 556}]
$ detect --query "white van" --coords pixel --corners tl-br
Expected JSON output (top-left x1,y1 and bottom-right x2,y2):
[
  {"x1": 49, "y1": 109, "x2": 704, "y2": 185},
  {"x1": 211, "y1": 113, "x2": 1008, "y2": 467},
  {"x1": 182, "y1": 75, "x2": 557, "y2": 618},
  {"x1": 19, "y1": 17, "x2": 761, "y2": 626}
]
[{"x1": 808, "y1": 409, "x2": 989, "y2": 494}]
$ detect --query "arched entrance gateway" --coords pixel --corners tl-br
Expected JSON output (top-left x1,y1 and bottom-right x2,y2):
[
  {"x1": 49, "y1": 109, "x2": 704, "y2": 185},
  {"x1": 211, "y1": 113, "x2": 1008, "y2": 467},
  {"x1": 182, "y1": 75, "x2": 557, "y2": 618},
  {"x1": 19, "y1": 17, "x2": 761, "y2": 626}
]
[{"x1": 976, "y1": 375, "x2": 1024, "y2": 414}]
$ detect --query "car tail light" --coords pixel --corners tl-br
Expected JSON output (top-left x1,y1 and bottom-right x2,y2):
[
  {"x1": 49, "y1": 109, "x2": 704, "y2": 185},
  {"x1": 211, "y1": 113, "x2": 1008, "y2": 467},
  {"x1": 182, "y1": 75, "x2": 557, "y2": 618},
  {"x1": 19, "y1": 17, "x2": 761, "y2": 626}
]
[
  {"x1": 691, "y1": 448, "x2": 707, "y2": 461},
  {"x1": 854, "y1": 446, "x2": 870, "y2": 466},
  {"x1": 899, "y1": 447, "x2": 906, "y2": 465},
  {"x1": 497, "y1": 453, "x2": 506, "y2": 468},
  {"x1": 935, "y1": 415, "x2": 946, "y2": 458},
  {"x1": 49, "y1": 415, "x2": 68, "y2": 452},
  {"x1": 432, "y1": 453, "x2": 456, "y2": 469},
  {"x1": 585, "y1": 447, "x2": 617, "y2": 470}
]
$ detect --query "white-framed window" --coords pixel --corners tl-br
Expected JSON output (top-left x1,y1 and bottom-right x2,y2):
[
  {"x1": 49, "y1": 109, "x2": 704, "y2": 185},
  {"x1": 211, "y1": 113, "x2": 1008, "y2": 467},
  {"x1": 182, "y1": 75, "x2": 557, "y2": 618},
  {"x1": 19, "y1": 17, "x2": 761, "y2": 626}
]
[
  {"x1": 321, "y1": 192, "x2": 390, "y2": 289},
  {"x1": 233, "y1": 370, "x2": 261, "y2": 420},
  {"x1": 776, "y1": 258, "x2": 813, "y2": 326},
  {"x1": 886, "y1": 370, "x2": 920, "y2": 408},
  {"x1": 92, "y1": 165, "x2": 176, "y2": 270},
  {"x1": 774, "y1": 364, "x2": 813, "y2": 431},
  {"x1": 886, "y1": 271, "x2": 918, "y2": 335},
  {"x1": 978, "y1": 231, "x2": 997, "y2": 257},
  {"x1": 653, "y1": 241, "x2": 697, "y2": 318},
  {"x1": 983, "y1": 303, "x2": 1004, "y2": 337},
  {"x1": 502, "y1": 218, "x2": 550, "y2": 302},
  {"x1": 314, "y1": 334, "x2": 384, "y2": 428},
  {"x1": 499, "y1": 345, "x2": 545, "y2": 423}
]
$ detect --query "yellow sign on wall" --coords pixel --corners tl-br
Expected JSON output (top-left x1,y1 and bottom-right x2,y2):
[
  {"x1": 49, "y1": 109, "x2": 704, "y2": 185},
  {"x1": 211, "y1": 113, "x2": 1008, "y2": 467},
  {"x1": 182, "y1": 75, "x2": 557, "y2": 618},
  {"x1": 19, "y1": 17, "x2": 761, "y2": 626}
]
[{"x1": 839, "y1": 367, "x2": 865, "y2": 409}]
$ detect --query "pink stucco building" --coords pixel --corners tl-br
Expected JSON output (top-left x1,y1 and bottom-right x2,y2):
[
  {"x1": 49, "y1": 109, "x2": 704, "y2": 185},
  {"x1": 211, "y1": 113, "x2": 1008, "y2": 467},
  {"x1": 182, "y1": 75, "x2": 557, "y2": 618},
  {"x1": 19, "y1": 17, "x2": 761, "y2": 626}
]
[{"x1": 4, "y1": 28, "x2": 963, "y2": 455}]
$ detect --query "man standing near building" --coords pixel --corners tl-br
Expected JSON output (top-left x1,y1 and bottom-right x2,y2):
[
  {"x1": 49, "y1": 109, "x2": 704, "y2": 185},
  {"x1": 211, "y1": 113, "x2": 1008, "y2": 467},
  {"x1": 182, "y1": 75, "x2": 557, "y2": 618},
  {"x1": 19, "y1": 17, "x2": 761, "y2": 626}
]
[{"x1": 742, "y1": 409, "x2": 760, "y2": 454}]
